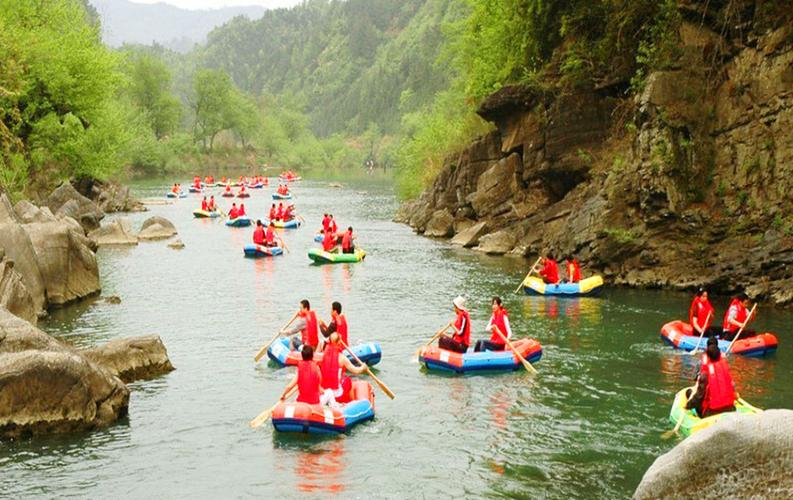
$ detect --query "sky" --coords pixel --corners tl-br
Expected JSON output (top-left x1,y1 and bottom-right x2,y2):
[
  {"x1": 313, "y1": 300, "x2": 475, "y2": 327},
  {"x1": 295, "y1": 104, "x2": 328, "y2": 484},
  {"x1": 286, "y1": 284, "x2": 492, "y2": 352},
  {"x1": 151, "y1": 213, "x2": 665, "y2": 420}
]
[{"x1": 131, "y1": 0, "x2": 302, "y2": 9}]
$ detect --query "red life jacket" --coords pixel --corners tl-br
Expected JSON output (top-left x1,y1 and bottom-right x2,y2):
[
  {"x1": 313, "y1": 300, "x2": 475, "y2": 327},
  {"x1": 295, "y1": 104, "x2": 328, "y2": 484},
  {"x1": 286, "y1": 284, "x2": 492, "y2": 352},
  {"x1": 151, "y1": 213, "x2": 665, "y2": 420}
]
[
  {"x1": 265, "y1": 227, "x2": 275, "y2": 245},
  {"x1": 453, "y1": 309, "x2": 471, "y2": 347},
  {"x1": 296, "y1": 360, "x2": 321, "y2": 404},
  {"x1": 329, "y1": 220, "x2": 337, "y2": 233},
  {"x1": 541, "y1": 259, "x2": 559, "y2": 284},
  {"x1": 301, "y1": 310, "x2": 319, "y2": 347},
  {"x1": 702, "y1": 356, "x2": 735, "y2": 413},
  {"x1": 225, "y1": 185, "x2": 231, "y2": 192},
  {"x1": 201, "y1": 200, "x2": 208, "y2": 210},
  {"x1": 208, "y1": 199, "x2": 215, "y2": 210},
  {"x1": 276, "y1": 207, "x2": 283, "y2": 220},
  {"x1": 689, "y1": 297, "x2": 715, "y2": 330},
  {"x1": 336, "y1": 314, "x2": 348, "y2": 346},
  {"x1": 322, "y1": 232, "x2": 336, "y2": 251},
  {"x1": 488, "y1": 308, "x2": 509, "y2": 345},
  {"x1": 341, "y1": 231, "x2": 353, "y2": 251},
  {"x1": 322, "y1": 217, "x2": 330, "y2": 232},
  {"x1": 238, "y1": 205, "x2": 246, "y2": 216},
  {"x1": 253, "y1": 227, "x2": 265, "y2": 245},
  {"x1": 269, "y1": 207, "x2": 276, "y2": 220},
  {"x1": 568, "y1": 260, "x2": 581, "y2": 282},
  {"x1": 229, "y1": 207, "x2": 238, "y2": 219},
  {"x1": 320, "y1": 343, "x2": 341, "y2": 390},
  {"x1": 722, "y1": 299, "x2": 747, "y2": 333}
]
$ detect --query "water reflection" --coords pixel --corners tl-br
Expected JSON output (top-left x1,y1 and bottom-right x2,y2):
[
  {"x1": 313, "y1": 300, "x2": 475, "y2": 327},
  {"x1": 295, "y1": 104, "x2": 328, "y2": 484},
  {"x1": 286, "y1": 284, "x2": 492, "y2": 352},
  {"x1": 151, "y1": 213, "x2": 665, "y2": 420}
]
[
  {"x1": 521, "y1": 296, "x2": 602, "y2": 323},
  {"x1": 273, "y1": 439, "x2": 347, "y2": 494}
]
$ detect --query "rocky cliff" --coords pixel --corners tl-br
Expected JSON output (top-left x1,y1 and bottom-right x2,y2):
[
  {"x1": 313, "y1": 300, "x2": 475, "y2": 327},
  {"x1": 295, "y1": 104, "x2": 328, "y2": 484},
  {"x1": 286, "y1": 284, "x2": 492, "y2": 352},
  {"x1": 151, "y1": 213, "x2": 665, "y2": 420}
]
[{"x1": 398, "y1": 4, "x2": 793, "y2": 306}]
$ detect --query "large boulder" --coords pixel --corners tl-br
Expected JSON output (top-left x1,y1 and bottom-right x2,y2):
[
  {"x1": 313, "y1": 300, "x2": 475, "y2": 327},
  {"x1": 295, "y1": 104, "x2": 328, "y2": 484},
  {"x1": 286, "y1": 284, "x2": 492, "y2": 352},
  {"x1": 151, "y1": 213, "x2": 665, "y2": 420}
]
[
  {"x1": 83, "y1": 335, "x2": 174, "y2": 383},
  {"x1": 72, "y1": 178, "x2": 146, "y2": 213},
  {"x1": 475, "y1": 229, "x2": 518, "y2": 255},
  {"x1": 451, "y1": 221, "x2": 490, "y2": 248},
  {"x1": 13, "y1": 200, "x2": 55, "y2": 224},
  {"x1": 88, "y1": 218, "x2": 138, "y2": 247},
  {"x1": 469, "y1": 154, "x2": 521, "y2": 217},
  {"x1": 23, "y1": 220, "x2": 101, "y2": 306},
  {"x1": 424, "y1": 209, "x2": 454, "y2": 238},
  {"x1": 0, "y1": 253, "x2": 36, "y2": 324},
  {"x1": 0, "y1": 350, "x2": 129, "y2": 439},
  {"x1": 634, "y1": 409, "x2": 793, "y2": 499},
  {"x1": 45, "y1": 182, "x2": 104, "y2": 232},
  {"x1": 0, "y1": 195, "x2": 46, "y2": 315},
  {"x1": 0, "y1": 307, "x2": 64, "y2": 353},
  {"x1": 138, "y1": 216, "x2": 177, "y2": 240}
]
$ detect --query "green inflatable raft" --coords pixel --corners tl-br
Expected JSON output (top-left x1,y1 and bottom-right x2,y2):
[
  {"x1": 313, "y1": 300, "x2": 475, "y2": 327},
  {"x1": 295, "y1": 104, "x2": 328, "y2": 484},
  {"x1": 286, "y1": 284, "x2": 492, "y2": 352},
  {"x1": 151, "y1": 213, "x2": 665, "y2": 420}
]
[
  {"x1": 668, "y1": 387, "x2": 762, "y2": 437},
  {"x1": 307, "y1": 248, "x2": 366, "y2": 264}
]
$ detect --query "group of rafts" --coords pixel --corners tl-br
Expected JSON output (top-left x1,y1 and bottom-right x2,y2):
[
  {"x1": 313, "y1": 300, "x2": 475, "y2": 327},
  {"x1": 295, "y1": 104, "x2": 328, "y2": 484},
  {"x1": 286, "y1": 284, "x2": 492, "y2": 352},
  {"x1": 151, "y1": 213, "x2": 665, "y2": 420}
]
[
  {"x1": 182, "y1": 173, "x2": 363, "y2": 263},
  {"x1": 247, "y1": 254, "x2": 780, "y2": 438}
]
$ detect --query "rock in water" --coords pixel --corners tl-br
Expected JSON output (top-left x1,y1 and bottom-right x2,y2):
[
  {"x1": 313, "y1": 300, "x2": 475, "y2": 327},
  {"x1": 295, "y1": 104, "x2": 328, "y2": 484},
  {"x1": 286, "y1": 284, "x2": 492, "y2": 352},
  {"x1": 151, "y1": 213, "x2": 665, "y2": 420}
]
[
  {"x1": 424, "y1": 209, "x2": 455, "y2": 237},
  {"x1": 167, "y1": 239, "x2": 185, "y2": 250},
  {"x1": 83, "y1": 335, "x2": 175, "y2": 384},
  {"x1": 138, "y1": 216, "x2": 177, "y2": 240},
  {"x1": 0, "y1": 253, "x2": 36, "y2": 324},
  {"x1": 88, "y1": 218, "x2": 139, "y2": 246},
  {"x1": 44, "y1": 182, "x2": 105, "y2": 232},
  {"x1": 451, "y1": 221, "x2": 490, "y2": 248},
  {"x1": 634, "y1": 410, "x2": 793, "y2": 499},
  {"x1": 23, "y1": 220, "x2": 101, "y2": 306},
  {"x1": 0, "y1": 350, "x2": 130, "y2": 439},
  {"x1": 0, "y1": 195, "x2": 47, "y2": 316}
]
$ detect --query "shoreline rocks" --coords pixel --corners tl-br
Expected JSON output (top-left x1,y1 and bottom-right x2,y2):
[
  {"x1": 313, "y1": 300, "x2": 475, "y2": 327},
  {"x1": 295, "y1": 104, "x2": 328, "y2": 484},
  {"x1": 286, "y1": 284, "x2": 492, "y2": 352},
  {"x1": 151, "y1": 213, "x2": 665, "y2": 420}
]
[
  {"x1": 138, "y1": 216, "x2": 178, "y2": 241},
  {"x1": 83, "y1": 335, "x2": 175, "y2": 384},
  {"x1": 88, "y1": 218, "x2": 139, "y2": 247}
]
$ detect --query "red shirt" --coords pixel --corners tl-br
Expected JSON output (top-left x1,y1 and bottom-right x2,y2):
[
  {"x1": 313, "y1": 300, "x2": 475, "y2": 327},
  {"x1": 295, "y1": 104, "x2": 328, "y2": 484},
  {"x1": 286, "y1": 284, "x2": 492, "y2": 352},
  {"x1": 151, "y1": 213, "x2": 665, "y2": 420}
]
[
  {"x1": 301, "y1": 310, "x2": 319, "y2": 347},
  {"x1": 265, "y1": 227, "x2": 275, "y2": 245},
  {"x1": 253, "y1": 226, "x2": 265, "y2": 245},
  {"x1": 320, "y1": 343, "x2": 341, "y2": 391},
  {"x1": 335, "y1": 313, "x2": 348, "y2": 346},
  {"x1": 269, "y1": 207, "x2": 276, "y2": 221},
  {"x1": 341, "y1": 231, "x2": 353, "y2": 251},
  {"x1": 540, "y1": 259, "x2": 559, "y2": 284},
  {"x1": 229, "y1": 207, "x2": 238, "y2": 219},
  {"x1": 322, "y1": 232, "x2": 336, "y2": 251},
  {"x1": 488, "y1": 308, "x2": 509, "y2": 345},
  {"x1": 201, "y1": 200, "x2": 208, "y2": 210},
  {"x1": 296, "y1": 360, "x2": 321, "y2": 404},
  {"x1": 453, "y1": 310, "x2": 471, "y2": 347},
  {"x1": 689, "y1": 297, "x2": 715, "y2": 330}
]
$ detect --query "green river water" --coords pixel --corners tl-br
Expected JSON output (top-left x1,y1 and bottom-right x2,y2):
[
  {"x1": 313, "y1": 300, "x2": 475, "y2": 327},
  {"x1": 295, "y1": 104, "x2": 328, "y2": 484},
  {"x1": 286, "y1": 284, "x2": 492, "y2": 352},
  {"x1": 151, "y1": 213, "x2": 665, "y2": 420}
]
[{"x1": 1, "y1": 178, "x2": 791, "y2": 498}]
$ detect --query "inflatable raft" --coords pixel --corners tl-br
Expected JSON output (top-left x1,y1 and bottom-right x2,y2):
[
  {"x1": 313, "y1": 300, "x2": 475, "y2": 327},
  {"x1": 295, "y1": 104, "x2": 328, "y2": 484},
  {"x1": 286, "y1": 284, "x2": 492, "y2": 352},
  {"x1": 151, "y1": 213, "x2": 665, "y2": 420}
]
[
  {"x1": 660, "y1": 320, "x2": 778, "y2": 357},
  {"x1": 243, "y1": 244, "x2": 283, "y2": 258},
  {"x1": 166, "y1": 191, "x2": 187, "y2": 199},
  {"x1": 272, "y1": 380, "x2": 374, "y2": 434},
  {"x1": 308, "y1": 248, "x2": 365, "y2": 264},
  {"x1": 192, "y1": 209, "x2": 220, "y2": 218},
  {"x1": 419, "y1": 338, "x2": 542, "y2": 374},
  {"x1": 237, "y1": 192, "x2": 250, "y2": 198},
  {"x1": 225, "y1": 216, "x2": 252, "y2": 227},
  {"x1": 221, "y1": 192, "x2": 234, "y2": 198},
  {"x1": 188, "y1": 186, "x2": 202, "y2": 193},
  {"x1": 247, "y1": 183, "x2": 264, "y2": 189},
  {"x1": 522, "y1": 275, "x2": 604, "y2": 296},
  {"x1": 264, "y1": 218, "x2": 301, "y2": 229},
  {"x1": 668, "y1": 387, "x2": 762, "y2": 437},
  {"x1": 267, "y1": 337, "x2": 382, "y2": 367},
  {"x1": 272, "y1": 192, "x2": 293, "y2": 200}
]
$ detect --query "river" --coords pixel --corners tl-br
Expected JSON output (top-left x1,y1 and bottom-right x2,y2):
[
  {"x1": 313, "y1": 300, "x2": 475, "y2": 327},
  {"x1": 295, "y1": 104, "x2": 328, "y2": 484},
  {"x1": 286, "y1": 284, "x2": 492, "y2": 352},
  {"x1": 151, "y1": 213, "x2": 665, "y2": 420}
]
[{"x1": 1, "y1": 177, "x2": 791, "y2": 498}]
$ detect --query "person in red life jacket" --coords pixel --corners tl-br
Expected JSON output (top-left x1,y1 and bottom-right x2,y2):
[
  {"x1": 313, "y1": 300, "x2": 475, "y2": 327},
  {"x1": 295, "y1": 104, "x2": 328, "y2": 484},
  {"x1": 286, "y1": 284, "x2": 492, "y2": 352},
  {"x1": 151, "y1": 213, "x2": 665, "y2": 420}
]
[
  {"x1": 438, "y1": 296, "x2": 471, "y2": 353},
  {"x1": 474, "y1": 296, "x2": 512, "y2": 352},
  {"x1": 263, "y1": 177, "x2": 269, "y2": 186},
  {"x1": 283, "y1": 204, "x2": 295, "y2": 221},
  {"x1": 208, "y1": 195, "x2": 216, "y2": 211},
  {"x1": 722, "y1": 292, "x2": 756, "y2": 341},
  {"x1": 275, "y1": 202, "x2": 284, "y2": 221},
  {"x1": 238, "y1": 185, "x2": 247, "y2": 196},
  {"x1": 280, "y1": 345, "x2": 323, "y2": 405},
  {"x1": 201, "y1": 196, "x2": 208, "y2": 211},
  {"x1": 685, "y1": 336, "x2": 738, "y2": 417},
  {"x1": 539, "y1": 256, "x2": 560, "y2": 284},
  {"x1": 328, "y1": 214, "x2": 338, "y2": 235},
  {"x1": 228, "y1": 203, "x2": 239, "y2": 219},
  {"x1": 225, "y1": 184, "x2": 232, "y2": 195},
  {"x1": 322, "y1": 230, "x2": 338, "y2": 252},
  {"x1": 193, "y1": 177, "x2": 201, "y2": 189},
  {"x1": 319, "y1": 332, "x2": 366, "y2": 407},
  {"x1": 238, "y1": 203, "x2": 246, "y2": 217},
  {"x1": 688, "y1": 288, "x2": 720, "y2": 337},
  {"x1": 269, "y1": 204, "x2": 277, "y2": 222},
  {"x1": 264, "y1": 222, "x2": 281, "y2": 247},
  {"x1": 565, "y1": 256, "x2": 582, "y2": 283},
  {"x1": 252, "y1": 220, "x2": 265, "y2": 245},
  {"x1": 341, "y1": 227, "x2": 356, "y2": 254},
  {"x1": 319, "y1": 301, "x2": 349, "y2": 347},
  {"x1": 321, "y1": 213, "x2": 331, "y2": 233},
  {"x1": 281, "y1": 299, "x2": 320, "y2": 350},
  {"x1": 171, "y1": 183, "x2": 179, "y2": 193}
]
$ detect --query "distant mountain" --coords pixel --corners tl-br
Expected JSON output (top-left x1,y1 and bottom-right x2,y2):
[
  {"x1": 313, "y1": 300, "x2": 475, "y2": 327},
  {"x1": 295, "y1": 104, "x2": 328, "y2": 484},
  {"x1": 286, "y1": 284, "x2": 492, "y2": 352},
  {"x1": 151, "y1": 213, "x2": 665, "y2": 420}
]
[{"x1": 90, "y1": 0, "x2": 266, "y2": 52}]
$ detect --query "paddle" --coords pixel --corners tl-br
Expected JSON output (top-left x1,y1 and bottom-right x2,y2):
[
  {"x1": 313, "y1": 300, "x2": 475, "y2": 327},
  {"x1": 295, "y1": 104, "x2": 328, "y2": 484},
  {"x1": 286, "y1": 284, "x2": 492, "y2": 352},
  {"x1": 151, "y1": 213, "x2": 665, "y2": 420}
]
[
  {"x1": 726, "y1": 304, "x2": 757, "y2": 356},
  {"x1": 279, "y1": 238, "x2": 290, "y2": 254},
  {"x1": 664, "y1": 383, "x2": 698, "y2": 439},
  {"x1": 254, "y1": 311, "x2": 299, "y2": 362},
  {"x1": 249, "y1": 385, "x2": 297, "y2": 428},
  {"x1": 688, "y1": 311, "x2": 713, "y2": 356},
  {"x1": 514, "y1": 256, "x2": 543, "y2": 293},
  {"x1": 492, "y1": 327, "x2": 538, "y2": 375},
  {"x1": 414, "y1": 321, "x2": 454, "y2": 358},
  {"x1": 340, "y1": 339, "x2": 395, "y2": 399}
]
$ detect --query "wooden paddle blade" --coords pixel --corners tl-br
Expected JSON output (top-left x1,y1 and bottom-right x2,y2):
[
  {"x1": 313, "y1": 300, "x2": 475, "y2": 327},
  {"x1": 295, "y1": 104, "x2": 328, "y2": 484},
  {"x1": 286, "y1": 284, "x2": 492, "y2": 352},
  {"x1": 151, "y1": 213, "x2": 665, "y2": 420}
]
[
  {"x1": 254, "y1": 345, "x2": 269, "y2": 362},
  {"x1": 249, "y1": 406, "x2": 275, "y2": 428}
]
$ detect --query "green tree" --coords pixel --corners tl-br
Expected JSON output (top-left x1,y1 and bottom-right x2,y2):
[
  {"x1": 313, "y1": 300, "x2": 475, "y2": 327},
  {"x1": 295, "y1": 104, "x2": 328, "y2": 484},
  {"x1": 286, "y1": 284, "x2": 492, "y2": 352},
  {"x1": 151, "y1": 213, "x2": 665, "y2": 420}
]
[
  {"x1": 191, "y1": 68, "x2": 234, "y2": 151},
  {"x1": 125, "y1": 53, "x2": 182, "y2": 139}
]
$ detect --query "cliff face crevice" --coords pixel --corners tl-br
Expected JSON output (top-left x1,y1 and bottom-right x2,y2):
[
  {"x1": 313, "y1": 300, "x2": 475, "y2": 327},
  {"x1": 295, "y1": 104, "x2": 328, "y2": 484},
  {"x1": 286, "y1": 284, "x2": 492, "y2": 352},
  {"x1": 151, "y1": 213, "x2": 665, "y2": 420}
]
[{"x1": 397, "y1": 9, "x2": 793, "y2": 305}]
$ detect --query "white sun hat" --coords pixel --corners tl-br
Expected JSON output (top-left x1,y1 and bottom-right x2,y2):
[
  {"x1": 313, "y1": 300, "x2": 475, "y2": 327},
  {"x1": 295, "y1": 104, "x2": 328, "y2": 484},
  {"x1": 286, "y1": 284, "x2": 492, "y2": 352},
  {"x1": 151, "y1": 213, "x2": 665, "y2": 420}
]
[{"x1": 453, "y1": 296, "x2": 466, "y2": 311}]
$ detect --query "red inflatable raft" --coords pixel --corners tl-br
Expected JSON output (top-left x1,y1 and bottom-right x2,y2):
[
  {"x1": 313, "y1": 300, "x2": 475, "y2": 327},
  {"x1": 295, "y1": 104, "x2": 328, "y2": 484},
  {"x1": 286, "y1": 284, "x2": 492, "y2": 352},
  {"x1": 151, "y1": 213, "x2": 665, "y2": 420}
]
[
  {"x1": 660, "y1": 320, "x2": 778, "y2": 357},
  {"x1": 271, "y1": 380, "x2": 375, "y2": 434}
]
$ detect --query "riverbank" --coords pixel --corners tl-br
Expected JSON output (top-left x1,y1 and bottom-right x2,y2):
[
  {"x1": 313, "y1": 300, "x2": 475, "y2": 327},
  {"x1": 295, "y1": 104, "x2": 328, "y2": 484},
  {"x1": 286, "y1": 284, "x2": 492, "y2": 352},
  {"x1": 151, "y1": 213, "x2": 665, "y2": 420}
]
[{"x1": 397, "y1": 9, "x2": 793, "y2": 307}]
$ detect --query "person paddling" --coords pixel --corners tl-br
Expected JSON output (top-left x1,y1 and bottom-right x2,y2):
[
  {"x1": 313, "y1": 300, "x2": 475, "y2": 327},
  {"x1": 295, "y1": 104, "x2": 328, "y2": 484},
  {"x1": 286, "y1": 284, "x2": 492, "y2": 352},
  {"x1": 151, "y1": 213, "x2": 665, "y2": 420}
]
[
  {"x1": 269, "y1": 204, "x2": 277, "y2": 222},
  {"x1": 319, "y1": 332, "x2": 367, "y2": 407},
  {"x1": 686, "y1": 337, "x2": 738, "y2": 417},
  {"x1": 565, "y1": 257, "x2": 581, "y2": 283},
  {"x1": 275, "y1": 202, "x2": 284, "y2": 221},
  {"x1": 322, "y1": 213, "x2": 331, "y2": 233},
  {"x1": 322, "y1": 230, "x2": 338, "y2": 252},
  {"x1": 283, "y1": 204, "x2": 295, "y2": 221},
  {"x1": 474, "y1": 296, "x2": 511, "y2": 352},
  {"x1": 201, "y1": 196, "x2": 208, "y2": 211},
  {"x1": 539, "y1": 256, "x2": 560, "y2": 284},
  {"x1": 689, "y1": 288, "x2": 720, "y2": 337},
  {"x1": 280, "y1": 345, "x2": 322, "y2": 405},
  {"x1": 253, "y1": 220, "x2": 266, "y2": 245},
  {"x1": 438, "y1": 296, "x2": 470, "y2": 353},
  {"x1": 228, "y1": 203, "x2": 239, "y2": 219},
  {"x1": 208, "y1": 195, "x2": 216, "y2": 212},
  {"x1": 281, "y1": 300, "x2": 320, "y2": 350},
  {"x1": 722, "y1": 292, "x2": 756, "y2": 341},
  {"x1": 265, "y1": 222, "x2": 282, "y2": 247},
  {"x1": 328, "y1": 214, "x2": 338, "y2": 235},
  {"x1": 341, "y1": 227, "x2": 356, "y2": 254},
  {"x1": 238, "y1": 203, "x2": 246, "y2": 217},
  {"x1": 319, "y1": 301, "x2": 349, "y2": 347}
]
